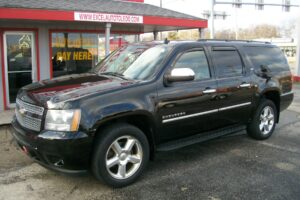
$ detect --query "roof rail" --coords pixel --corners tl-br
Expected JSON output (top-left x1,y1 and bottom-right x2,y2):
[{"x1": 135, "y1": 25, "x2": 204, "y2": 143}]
[{"x1": 197, "y1": 39, "x2": 271, "y2": 44}]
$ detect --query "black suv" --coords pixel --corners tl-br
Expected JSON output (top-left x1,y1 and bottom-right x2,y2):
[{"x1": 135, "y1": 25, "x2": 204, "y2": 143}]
[{"x1": 12, "y1": 40, "x2": 294, "y2": 187}]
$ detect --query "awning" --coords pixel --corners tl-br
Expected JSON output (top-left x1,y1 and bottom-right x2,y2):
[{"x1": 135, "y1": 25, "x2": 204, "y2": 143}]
[{"x1": 0, "y1": 0, "x2": 207, "y2": 33}]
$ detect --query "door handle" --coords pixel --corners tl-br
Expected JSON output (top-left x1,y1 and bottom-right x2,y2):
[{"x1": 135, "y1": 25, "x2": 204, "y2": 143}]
[
  {"x1": 203, "y1": 88, "x2": 217, "y2": 94},
  {"x1": 239, "y1": 83, "x2": 251, "y2": 88}
]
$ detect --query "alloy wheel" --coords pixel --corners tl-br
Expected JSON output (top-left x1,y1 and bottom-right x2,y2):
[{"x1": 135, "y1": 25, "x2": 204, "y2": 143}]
[
  {"x1": 105, "y1": 135, "x2": 143, "y2": 180},
  {"x1": 259, "y1": 106, "x2": 275, "y2": 135}
]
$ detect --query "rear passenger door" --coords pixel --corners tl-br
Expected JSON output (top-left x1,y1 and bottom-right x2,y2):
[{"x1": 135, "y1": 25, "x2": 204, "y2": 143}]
[{"x1": 210, "y1": 46, "x2": 254, "y2": 127}]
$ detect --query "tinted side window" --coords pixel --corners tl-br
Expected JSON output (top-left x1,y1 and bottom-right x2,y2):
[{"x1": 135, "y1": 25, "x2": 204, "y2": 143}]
[
  {"x1": 243, "y1": 46, "x2": 289, "y2": 72},
  {"x1": 173, "y1": 50, "x2": 210, "y2": 80},
  {"x1": 212, "y1": 50, "x2": 243, "y2": 78}
]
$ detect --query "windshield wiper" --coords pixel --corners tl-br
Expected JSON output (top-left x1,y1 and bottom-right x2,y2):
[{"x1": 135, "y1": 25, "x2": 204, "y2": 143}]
[{"x1": 100, "y1": 72, "x2": 130, "y2": 80}]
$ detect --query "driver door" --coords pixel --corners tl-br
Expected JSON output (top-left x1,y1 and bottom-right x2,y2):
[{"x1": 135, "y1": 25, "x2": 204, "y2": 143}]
[{"x1": 156, "y1": 48, "x2": 220, "y2": 143}]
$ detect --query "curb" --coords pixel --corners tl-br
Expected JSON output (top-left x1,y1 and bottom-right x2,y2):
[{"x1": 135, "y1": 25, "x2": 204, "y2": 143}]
[
  {"x1": 0, "y1": 123, "x2": 11, "y2": 128},
  {"x1": 0, "y1": 123, "x2": 12, "y2": 127}
]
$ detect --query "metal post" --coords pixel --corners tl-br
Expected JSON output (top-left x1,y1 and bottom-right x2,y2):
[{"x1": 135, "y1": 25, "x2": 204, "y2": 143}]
[
  {"x1": 296, "y1": 11, "x2": 300, "y2": 76},
  {"x1": 160, "y1": 0, "x2": 163, "y2": 40},
  {"x1": 234, "y1": 7, "x2": 239, "y2": 40},
  {"x1": 198, "y1": 28, "x2": 204, "y2": 39},
  {"x1": 153, "y1": 31, "x2": 158, "y2": 40},
  {"x1": 135, "y1": 34, "x2": 140, "y2": 42},
  {"x1": 210, "y1": 0, "x2": 215, "y2": 39},
  {"x1": 105, "y1": 23, "x2": 111, "y2": 56}
]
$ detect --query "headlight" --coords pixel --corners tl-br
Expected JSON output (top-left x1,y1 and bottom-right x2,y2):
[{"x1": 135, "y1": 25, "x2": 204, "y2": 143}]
[{"x1": 45, "y1": 109, "x2": 81, "y2": 132}]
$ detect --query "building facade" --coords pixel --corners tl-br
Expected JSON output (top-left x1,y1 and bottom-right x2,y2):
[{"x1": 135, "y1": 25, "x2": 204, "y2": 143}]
[{"x1": 0, "y1": 0, "x2": 207, "y2": 111}]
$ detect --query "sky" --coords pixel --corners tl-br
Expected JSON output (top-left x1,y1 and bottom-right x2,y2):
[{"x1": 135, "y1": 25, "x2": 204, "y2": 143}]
[{"x1": 144, "y1": 0, "x2": 300, "y2": 34}]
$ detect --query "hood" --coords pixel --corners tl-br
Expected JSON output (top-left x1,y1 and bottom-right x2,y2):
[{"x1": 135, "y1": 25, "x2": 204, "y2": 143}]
[{"x1": 17, "y1": 73, "x2": 137, "y2": 108}]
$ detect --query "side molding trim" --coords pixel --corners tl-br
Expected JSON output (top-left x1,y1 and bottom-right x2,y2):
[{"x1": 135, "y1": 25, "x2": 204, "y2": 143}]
[
  {"x1": 219, "y1": 102, "x2": 251, "y2": 111},
  {"x1": 162, "y1": 109, "x2": 218, "y2": 123},
  {"x1": 162, "y1": 102, "x2": 251, "y2": 123}
]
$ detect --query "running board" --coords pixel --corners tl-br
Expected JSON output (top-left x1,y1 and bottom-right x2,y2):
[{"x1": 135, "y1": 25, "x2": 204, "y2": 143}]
[{"x1": 157, "y1": 125, "x2": 246, "y2": 151}]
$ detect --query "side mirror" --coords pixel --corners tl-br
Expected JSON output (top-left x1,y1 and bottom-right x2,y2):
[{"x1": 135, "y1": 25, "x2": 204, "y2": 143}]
[
  {"x1": 255, "y1": 65, "x2": 272, "y2": 79},
  {"x1": 165, "y1": 68, "x2": 195, "y2": 82}
]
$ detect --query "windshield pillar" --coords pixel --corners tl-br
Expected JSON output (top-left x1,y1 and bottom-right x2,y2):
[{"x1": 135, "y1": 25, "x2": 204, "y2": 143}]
[{"x1": 105, "y1": 23, "x2": 112, "y2": 56}]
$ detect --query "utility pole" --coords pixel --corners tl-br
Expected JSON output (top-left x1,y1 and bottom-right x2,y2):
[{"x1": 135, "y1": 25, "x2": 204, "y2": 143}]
[
  {"x1": 296, "y1": 9, "x2": 300, "y2": 77},
  {"x1": 234, "y1": 6, "x2": 238, "y2": 39},
  {"x1": 160, "y1": 0, "x2": 163, "y2": 40},
  {"x1": 210, "y1": 0, "x2": 215, "y2": 39}
]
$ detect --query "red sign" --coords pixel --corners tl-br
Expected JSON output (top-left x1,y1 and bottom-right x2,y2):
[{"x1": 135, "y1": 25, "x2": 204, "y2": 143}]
[{"x1": 74, "y1": 12, "x2": 143, "y2": 24}]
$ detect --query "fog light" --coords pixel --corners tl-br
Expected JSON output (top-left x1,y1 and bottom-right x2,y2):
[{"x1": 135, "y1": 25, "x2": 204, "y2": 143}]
[
  {"x1": 46, "y1": 155, "x2": 65, "y2": 167},
  {"x1": 54, "y1": 159, "x2": 65, "y2": 167}
]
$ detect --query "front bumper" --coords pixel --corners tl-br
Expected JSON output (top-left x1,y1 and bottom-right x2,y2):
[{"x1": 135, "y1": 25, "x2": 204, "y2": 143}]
[{"x1": 11, "y1": 116, "x2": 93, "y2": 174}]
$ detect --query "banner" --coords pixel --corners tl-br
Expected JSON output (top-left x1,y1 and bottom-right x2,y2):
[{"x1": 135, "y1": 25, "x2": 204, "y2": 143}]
[{"x1": 74, "y1": 12, "x2": 143, "y2": 24}]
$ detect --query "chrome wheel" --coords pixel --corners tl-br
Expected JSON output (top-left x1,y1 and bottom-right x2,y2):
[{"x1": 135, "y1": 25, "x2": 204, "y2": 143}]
[
  {"x1": 259, "y1": 106, "x2": 275, "y2": 135},
  {"x1": 105, "y1": 135, "x2": 143, "y2": 180}
]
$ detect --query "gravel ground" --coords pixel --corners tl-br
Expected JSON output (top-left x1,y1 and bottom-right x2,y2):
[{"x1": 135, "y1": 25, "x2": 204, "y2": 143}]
[{"x1": 0, "y1": 84, "x2": 300, "y2": 200}]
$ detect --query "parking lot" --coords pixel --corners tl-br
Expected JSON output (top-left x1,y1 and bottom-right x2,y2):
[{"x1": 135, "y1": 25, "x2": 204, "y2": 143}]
[{"x1": 0, "y1": 84, "x2": 299, "y2": 200}]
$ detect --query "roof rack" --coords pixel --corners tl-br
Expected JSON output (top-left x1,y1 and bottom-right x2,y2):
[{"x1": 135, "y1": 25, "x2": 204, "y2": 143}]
[{"x1": 197, "y1": 39, "x2": 271, "y2": 44}]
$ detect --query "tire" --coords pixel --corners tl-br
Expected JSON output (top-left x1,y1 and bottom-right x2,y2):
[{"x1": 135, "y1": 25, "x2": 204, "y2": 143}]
[
  {"x1": 247, "y1": 99, "x2": 277, "y2": 140},
  {"x1": 92, "y1": 123, "x2": 149, "y2": 188}
]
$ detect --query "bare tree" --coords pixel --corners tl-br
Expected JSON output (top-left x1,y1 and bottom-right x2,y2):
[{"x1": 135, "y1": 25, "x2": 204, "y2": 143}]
[
  {"x1": 238, "y1": 24, "x2": 281, "y2": 39},
  {"x1": 143, "y1": 24, "x2": 282, "y2": 42},
  {"x1": 215, "y1": 29, "x2": 236, "y2": 39},
  {"x1": 280, "y1": 18, "x2": 297, "y2": 38},
  {"x1": 167, "y1": 31, "x2": 180, "y2": 40}
]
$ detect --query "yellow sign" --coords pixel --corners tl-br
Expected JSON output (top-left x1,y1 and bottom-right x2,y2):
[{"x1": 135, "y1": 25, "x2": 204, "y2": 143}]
[{"x1": 56, "y1": 51, "x2": 92, "y2": 61}]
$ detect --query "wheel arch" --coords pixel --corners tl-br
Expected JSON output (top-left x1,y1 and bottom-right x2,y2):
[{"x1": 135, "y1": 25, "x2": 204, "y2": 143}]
[
  {"x1": 261, "y1": 89, "x2": 280, "y2": 123},
  {"x1": 92, "y1": 111, "x2": 158, "y2": 160}
]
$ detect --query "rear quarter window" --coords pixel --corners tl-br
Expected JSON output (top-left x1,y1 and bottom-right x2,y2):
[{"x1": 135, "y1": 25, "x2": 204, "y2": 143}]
[{"x1": 243, "y1": 46, "x2": 290, "y2": 72}]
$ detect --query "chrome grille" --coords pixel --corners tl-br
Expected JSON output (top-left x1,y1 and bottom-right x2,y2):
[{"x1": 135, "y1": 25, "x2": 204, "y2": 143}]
[
  {"x1": 15, "y1": 99, "x2": 44, "y2": 132},
  {"x1": 16, "y1": 99, "x2": 44, "y2": 115}
]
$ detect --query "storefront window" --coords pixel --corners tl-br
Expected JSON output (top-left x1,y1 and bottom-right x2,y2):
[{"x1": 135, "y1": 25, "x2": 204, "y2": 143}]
[
  {"x1": 51, "y1": 32, "x2": 101, "y2": 77},
  {"x1": 51, "y1": 32, "x2": 138, "y2": 77},
  {"x1": 98, "y1": 34, "x2": 137, "y2": 56}
]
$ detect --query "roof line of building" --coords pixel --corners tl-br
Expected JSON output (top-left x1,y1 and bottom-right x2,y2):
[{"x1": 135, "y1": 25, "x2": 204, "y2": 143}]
[
  {"x1": 0, "y1": 0, "x2": 205, "y2": 21},
  {"x1": 0, "y1": 8, "x2": 207, "y2": 29}
]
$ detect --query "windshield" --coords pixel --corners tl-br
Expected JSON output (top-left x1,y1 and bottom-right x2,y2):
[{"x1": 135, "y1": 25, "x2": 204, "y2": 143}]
[{"x1": 94, "y1": 44, "x2": 171, "y2": 80}]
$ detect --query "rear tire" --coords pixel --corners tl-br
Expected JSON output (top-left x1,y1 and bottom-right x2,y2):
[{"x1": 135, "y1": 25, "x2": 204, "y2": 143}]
[
  {"x1": 92, "y1": 123, "x2": 149, "y2": 188},
  {"x1": 247, "y1": 99, "x2": 277, "y2": 140}
]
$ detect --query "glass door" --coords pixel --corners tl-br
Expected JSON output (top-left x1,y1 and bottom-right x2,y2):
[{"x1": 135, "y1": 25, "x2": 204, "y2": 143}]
[{"x1": 3, "y1": 32, "x2": 37, "y2": 107}]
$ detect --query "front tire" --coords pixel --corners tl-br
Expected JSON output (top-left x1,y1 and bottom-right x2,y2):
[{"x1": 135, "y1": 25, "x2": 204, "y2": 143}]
[
  {"x1": 92, "y1": 123, "x2": 149, "y2": 188},
  {"x1": 247, "y1": 99, "x2": 277, "y2": 140}
]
